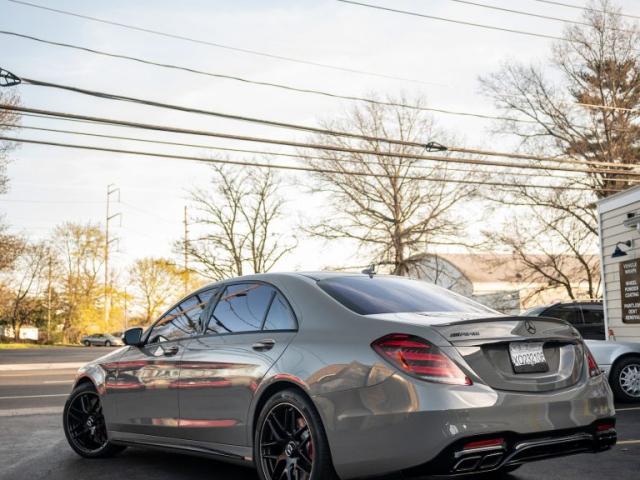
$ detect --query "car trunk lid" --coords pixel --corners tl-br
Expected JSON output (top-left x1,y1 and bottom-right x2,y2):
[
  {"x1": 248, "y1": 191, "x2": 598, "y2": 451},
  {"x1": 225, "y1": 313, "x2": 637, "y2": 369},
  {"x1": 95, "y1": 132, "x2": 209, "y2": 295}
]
[
  {"x1": 366, "y1": 312, "x2": 585, "y2": 393},
  {"x1": 433, "y1": 316, "x2": 585, "y2": 392}
]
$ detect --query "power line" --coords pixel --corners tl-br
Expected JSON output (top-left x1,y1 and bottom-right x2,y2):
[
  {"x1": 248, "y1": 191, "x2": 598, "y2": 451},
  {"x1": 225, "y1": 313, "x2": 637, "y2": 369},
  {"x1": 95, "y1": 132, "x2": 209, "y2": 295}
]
[
  {"x1": 16, "y1": 31, "x2": 640, "y2": 120},
  {"x1": 6, "y1": 32, "x2": 630, "y2": 136},
  {"x1": 525, "y1": 0, "x2": 640, "y2": 21},
  {"x1": 447, "y1": 0, "x2": 640, "y2": 34},
  {"x1": 0, "y1": 135, "x2": 626, "y2": 193},
  {"x1": 8, "y1": 31, "x2": 631, "y2": 134},
  {"x1": 20, "y1": 76, "x2": 431, "y2": 148},
  {"x1": 3, "y1": 122, "x2": 621, "y2": 183},
  {"x1": 6, "y1": 78, "x2": 639, "y2": 171},
  {"x1": 5, "y1": 33, "x2": 638, "y2": 122},
  {"x1": 338, "y1": 0, "x2": 564, "y2": 41},
  {"x1": 3, "y1": 104, "x2": 638, "y2": 177},
  {"x1": 5, "y1": 0, "x2": 446, "y2": 88},
  {"x1": 337, "y1": 0, "x2": 640, "y2": 54},
  {"x1": 1, "y1": 30, "x2": 549, "y2": 127}
]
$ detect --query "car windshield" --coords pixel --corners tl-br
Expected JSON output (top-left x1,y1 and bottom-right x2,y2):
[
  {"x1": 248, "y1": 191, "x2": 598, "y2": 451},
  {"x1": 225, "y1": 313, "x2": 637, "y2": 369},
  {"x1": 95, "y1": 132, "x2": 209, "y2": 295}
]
[{"x1": 317, "y1": 276, "x2": 496, "y2": 315}]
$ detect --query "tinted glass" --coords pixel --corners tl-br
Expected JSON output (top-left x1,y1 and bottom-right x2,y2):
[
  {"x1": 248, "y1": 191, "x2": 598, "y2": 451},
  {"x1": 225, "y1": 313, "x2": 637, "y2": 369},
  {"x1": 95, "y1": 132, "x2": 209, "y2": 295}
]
[
  {"x1": 520, "y1": 306, "x2": 547, "y2": 317},
  {"x1": 208, "y1": 283, "x2": 273, "y2": 334},
  {"x1": 317, "y1": 276, "x2": 496, "y2": 315},
  {"x1": 581, "y1": 305, "x2": 604, "y2": 324},
  {"x1": 544, "y1": 306, "x2": 579, "y2": 324},
  {"x1": 264, "y1": 295, "x2": 294, "y2": 330},
  {"x1": 148, "y1": 288, "x2": 216, "y2": 343}
]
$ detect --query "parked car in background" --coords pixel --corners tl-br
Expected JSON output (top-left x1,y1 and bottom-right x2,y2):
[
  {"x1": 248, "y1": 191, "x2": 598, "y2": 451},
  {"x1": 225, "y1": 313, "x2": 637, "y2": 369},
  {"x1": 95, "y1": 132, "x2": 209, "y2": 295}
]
[
  {"x1": 80, "y1": 333, "x2": 124, "y2": 347},
  {"x1": 522, "y1": 302, "x2": 640, "y2": 402},
  {"x1": 585, "y1": 340, "x2": 640, "y2": 403},
  {"x1": 520, "y1": 301, "x2": 605, "y2": 340},
  {"x1": 63, "y1": 273, "x2": 616, "y2": 479}
]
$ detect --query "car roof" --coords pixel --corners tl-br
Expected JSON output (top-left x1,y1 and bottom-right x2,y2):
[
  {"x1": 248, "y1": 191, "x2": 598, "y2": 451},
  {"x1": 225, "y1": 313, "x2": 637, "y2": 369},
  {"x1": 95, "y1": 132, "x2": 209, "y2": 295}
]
[
  {"x1": 193, "y1": 271, "x2": 375, "y2": 294},
  {"x1": 529, "y1": 300, "x2": 603, "y2": 310}
]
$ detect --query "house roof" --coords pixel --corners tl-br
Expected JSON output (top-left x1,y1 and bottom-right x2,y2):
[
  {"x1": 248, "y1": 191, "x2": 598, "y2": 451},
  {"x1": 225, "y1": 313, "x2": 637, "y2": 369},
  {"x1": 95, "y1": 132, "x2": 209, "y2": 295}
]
[{"x1": 433, "y1": 253, "x2": 599, "y2": 284}]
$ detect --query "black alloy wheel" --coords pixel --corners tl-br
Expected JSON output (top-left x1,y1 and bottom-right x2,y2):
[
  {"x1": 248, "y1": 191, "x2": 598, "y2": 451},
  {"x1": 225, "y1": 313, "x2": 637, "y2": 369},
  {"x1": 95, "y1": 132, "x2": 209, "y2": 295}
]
[
  {"x1": 105, "y1": 340, "x2": 112, "y2": 347},
  {"x1": 84, "y1": 340, "x2": 90, "y2": 347},
  {"x1": 256, "y1": 390, "x2": 335, "y2": 480},
  {"x1": 63, "y1": 383, "x2": 125, "y2": 458}
]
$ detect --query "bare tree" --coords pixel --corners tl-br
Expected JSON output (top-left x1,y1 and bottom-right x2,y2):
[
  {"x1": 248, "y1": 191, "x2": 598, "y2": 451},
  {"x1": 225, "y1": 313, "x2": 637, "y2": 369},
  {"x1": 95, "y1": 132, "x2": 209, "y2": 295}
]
[
  {"x1": 0, "y1": 223, "x2": 23, "y2": 272},
  {"x1": 52, "y1": 222, "x2": 106, "y2": 340},
  {"x1": 129, "y1": 257, "x2": 183, "y2": 324},
  {"x1": 0, "y1": 90, "x2": 22, "y2": 270},
  {"x1": 0, "y1": 89, "x2": 21, "y2": 196},
  {"x1": 179, "y1": 163, "x2": 296, "y2": 280},
  {"x1": 483, "y1": 198, "x2": 601, "y2": 302},
  {"x1": 477, "y1": 0, "x2": 640, "y2": 299},
  {"x1": 480, "y1": 0, "x2": 640, "y2": 198},
  {"x1": 303, "y1": 94, "x2": 478, "y2": 275},
  {"x1": 0, "y1": 239, "x2": 47, "y2": 340}
]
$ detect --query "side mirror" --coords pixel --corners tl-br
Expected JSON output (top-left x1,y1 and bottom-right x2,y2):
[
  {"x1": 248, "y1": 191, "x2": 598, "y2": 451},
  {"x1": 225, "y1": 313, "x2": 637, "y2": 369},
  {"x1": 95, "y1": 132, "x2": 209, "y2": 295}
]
[{"x1": 123, "y1": 327, "x2": 144, "y2": 346}]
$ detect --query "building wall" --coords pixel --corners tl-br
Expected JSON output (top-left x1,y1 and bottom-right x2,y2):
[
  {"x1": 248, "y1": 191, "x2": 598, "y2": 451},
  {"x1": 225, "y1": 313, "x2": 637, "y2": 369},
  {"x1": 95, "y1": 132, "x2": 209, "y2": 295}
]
[{"x1": 598, "y1": 187, "x2": 640, "y2": 343}]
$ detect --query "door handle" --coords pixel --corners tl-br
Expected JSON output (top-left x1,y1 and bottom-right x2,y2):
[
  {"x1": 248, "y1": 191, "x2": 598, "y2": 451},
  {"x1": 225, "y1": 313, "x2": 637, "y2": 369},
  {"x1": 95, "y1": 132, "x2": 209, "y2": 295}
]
[
  {"x1": 252, "y1": 339, "x2": 276, "y2": 352},
  {"x1": 163, "y1": 345, "x2": 180, "y2": 357}
]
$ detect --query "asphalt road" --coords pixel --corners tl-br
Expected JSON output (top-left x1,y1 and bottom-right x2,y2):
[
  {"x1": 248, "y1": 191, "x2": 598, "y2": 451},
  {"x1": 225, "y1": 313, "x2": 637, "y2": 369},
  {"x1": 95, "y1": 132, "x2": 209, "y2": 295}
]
[{"x1": 0, "y1": 347, "x2": 639, "y2": 480}]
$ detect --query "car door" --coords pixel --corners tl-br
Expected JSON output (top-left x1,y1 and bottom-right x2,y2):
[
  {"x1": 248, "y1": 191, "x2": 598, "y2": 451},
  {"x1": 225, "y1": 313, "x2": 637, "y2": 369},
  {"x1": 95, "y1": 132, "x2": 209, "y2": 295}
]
[
  {"x1": 96, "y1": 334, "x2": 105, "y2": 346},
  {"x1": 112, "y1": 288, "x2": 216, "y2": 437},
  {"x1": 578, "y1": 303, "x2": 606, "y2": 340},
  {"x1": 178, "y1": 282, "x2": 297, "y2": 446}
]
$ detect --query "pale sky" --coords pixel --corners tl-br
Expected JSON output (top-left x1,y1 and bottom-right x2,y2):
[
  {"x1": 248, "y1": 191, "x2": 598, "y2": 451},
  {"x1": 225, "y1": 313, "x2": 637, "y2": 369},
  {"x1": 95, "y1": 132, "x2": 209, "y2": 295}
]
[{"x1": 2, "y1": 0, "x2": 639, "y2": 275}]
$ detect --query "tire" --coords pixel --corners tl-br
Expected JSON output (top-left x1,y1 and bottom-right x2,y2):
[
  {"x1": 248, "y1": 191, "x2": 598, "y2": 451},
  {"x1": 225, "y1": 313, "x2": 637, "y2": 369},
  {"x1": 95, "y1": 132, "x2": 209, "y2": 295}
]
[
  {"x1": 255, "y1": 389, "x2": 336, "y2": 480},
  {"x1": 63, "y1": 382, "x2": 126, "y2": 458},
  {"x1": 610, "y1": 356, "x2": 640, "y2": 403},
  {"x1": 84, "y1": 341, "x2": 90, "y2": 347},
  {"x1": 105, "y1": 341, "x2": 111, "y2": 347}
]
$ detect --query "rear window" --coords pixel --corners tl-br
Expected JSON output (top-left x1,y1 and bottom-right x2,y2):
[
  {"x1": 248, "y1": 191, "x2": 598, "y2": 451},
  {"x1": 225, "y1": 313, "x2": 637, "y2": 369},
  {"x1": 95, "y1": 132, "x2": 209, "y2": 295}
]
[
  {"x1": 520, "y1": 306, "x2": 547, "y2": 317},
  {"x1": 317, "y1": 276, "x2": 495, "y2": 315}
]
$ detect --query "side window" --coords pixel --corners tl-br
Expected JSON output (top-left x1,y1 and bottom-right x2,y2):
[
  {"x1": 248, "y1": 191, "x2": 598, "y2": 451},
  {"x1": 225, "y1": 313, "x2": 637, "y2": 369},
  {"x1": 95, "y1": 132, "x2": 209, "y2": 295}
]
[
  {"x1": 148, "y1": 289, "x2": 216, "y2": 343},
  {"x1": 207, "y1": 283, "x2": 273, "y2": 334},
  {"x1": 264, "y1": 294, "x2": 294, "y2": 330},
  {"x1": 582, "y1": 306, "x2": 604, "y2": 324},
  {"x1": 544, "y1": 306, "x2": 580, "y2": 325}
]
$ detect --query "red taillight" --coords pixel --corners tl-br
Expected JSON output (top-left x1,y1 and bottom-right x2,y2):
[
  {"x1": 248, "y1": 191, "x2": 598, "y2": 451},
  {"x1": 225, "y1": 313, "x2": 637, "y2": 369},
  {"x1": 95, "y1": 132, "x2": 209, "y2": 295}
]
[
  {"x1": 372, "y1": 334, "x2": 472, "y2": 385},
  {"x1": 586, "y1": 347, "x2": 601, "y2": 378},
  {"x1": 596, "y1": 424, "x2": 614, "y2": 431},
  {"x1": 463, "y1": 438, "x2": 504, "y2": 450}
]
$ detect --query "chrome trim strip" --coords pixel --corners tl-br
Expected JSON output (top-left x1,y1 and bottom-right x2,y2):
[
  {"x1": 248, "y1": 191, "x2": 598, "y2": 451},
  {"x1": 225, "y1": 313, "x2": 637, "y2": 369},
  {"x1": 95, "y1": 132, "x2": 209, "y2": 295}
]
[{"x1": 513, "y1": 433, "x2": 593, "y2": 452}]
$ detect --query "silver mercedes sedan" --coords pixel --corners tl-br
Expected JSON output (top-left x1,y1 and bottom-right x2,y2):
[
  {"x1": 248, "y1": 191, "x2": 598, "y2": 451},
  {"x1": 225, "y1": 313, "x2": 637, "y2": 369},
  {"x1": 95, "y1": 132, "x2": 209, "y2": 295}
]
[{"x1": 63, "y1": 273, "x2": 616, "y2": 479}]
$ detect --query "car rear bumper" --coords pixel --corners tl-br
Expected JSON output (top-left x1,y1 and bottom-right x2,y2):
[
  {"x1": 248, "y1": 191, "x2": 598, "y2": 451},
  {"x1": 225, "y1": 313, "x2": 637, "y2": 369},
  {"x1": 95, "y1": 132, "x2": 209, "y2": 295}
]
[
  {"x1": 313, "y1": 372, "x2": 616, "y2": 479},
  {"x1": 403, "y1": 421, "x2": 616, "y2": 476}
]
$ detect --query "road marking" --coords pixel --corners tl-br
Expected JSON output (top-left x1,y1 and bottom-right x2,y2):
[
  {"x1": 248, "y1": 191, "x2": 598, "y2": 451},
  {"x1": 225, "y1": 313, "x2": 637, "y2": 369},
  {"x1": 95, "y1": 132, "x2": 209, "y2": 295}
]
[
  {"x1": 0, "y1": 362, "x2": 84, "y2": 372},
  {"x1": 0, "y1": 394, "x2": 68, "y2": 400},
  {"x1": 43, "y1": 380, "x2": 73, "y2": 384},
  {"x1": 618, "y1": 440, "x2": 640, "y2": 445},
  {"x1": 617, "y1": 406, "x2": 640, "y2": 412},
  {"x1": 0, "y1": 406, "x2": 63, "y2": 417}
]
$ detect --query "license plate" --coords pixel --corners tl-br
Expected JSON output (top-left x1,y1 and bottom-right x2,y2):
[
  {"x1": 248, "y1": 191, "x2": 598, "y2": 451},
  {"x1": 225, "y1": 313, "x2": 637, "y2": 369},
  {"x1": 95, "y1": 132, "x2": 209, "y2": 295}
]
[{"x1": 509, "y1": 342, "x2": 549, "y2": 373}]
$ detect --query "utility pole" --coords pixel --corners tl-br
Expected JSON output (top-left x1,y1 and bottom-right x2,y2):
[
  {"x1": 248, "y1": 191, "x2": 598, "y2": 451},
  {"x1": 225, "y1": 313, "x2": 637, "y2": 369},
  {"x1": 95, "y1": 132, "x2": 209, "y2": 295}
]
[
  {"x1": 105, "y1": 184, "x2": 121, "y2": 326},
  {"x1": 183, "y1": 205, "x2": 189, "y2": 296},
  {"x1": 124, "y1": 285, "x2": 129, "y2": 331},
  {"x1": 47, "y1": 248, "x2": 52, "y2": 344}
]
